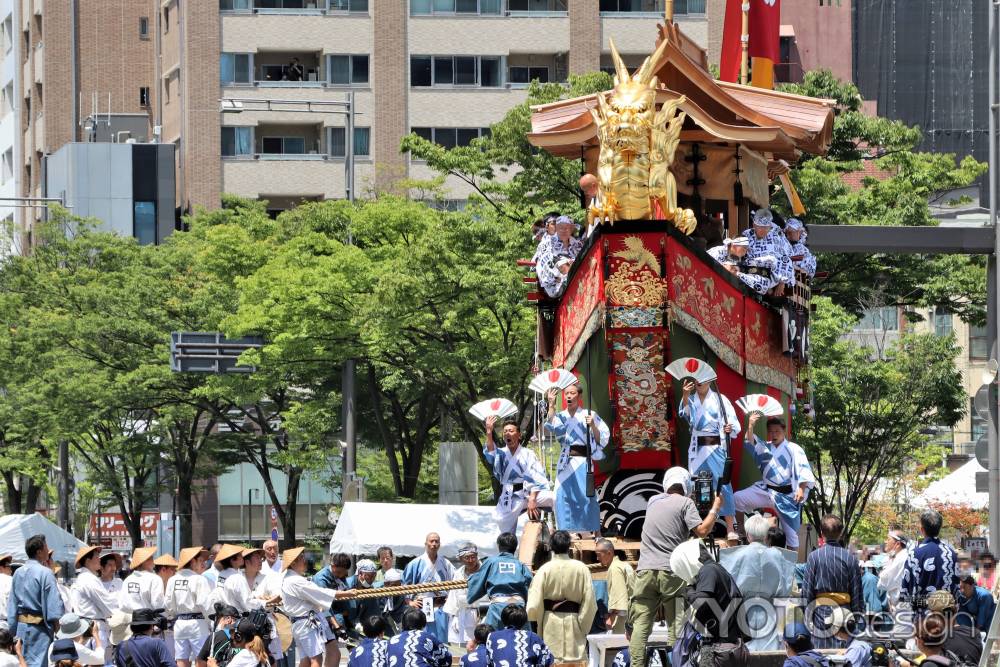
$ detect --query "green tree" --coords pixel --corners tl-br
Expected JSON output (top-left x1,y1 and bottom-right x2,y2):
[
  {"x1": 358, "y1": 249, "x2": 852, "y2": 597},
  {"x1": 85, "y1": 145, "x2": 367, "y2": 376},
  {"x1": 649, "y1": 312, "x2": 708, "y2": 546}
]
[{"x1": 797, "y1": 298, "x2": 965, "y2": 540}]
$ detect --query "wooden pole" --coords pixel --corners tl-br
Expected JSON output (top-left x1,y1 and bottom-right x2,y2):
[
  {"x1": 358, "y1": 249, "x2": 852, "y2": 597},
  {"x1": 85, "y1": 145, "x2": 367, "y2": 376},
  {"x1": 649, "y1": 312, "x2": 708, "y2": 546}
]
[
  {"x1": 665, "y1": 0, "x2": 674, "y2": 23},
  {"x1": 740, "y1": 1, "x2": 750, "y2": 85}
]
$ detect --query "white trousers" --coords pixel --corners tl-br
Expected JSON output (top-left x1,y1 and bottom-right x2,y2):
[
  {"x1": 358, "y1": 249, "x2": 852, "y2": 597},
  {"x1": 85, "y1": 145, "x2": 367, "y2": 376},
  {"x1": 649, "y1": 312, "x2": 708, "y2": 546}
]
[
  {"x1": 733, "y1": 484, "x2": 800, "y2": 549},
  {"x1": 496, "y1": 489, "x2": 555, "y2": 534}
]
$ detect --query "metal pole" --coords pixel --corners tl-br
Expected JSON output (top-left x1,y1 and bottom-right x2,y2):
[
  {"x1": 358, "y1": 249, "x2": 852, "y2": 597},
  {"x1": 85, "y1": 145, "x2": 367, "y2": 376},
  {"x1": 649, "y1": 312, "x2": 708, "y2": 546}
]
[
  {"x1": 344, "y1": 91, "x2": 358, "y2": 492},
  {"x1": 58, "y1": 441, "x2": 70, "y2": 534},
  {"x1": 989, "y1": 0, "x2": 1000, "y2": 553},
  {"x1": 248, "y1": 489, "x2": 253, "y2": 545}
]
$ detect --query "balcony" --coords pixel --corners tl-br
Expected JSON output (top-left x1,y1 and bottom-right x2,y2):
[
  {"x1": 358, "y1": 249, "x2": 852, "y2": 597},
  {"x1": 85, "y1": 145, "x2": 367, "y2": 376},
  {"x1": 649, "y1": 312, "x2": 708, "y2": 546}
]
[
  {"x1": 220, "y1": 0, "x2": 368, "y2": 14},
  {"x1": 598, "y1": 0, "x2": 704, "y2": 15},
  {"x1": 220, "y1": 13, "x2": 372, "y2": 53},
  {"x1": 506, "y1": 0, "x2": 567, "y2": 16},
  {"x1": 254, "y1": 51, "x2": 323, "y2": 86},
  {"x1": 222, "y1": 157, "x2": 369, "y2": 199}
]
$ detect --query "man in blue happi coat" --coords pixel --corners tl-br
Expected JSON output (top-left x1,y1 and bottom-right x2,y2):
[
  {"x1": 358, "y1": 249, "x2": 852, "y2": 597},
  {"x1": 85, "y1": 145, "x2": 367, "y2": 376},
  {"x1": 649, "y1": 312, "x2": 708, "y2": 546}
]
[
  {"x1": 6, "y1": 534, "x2": 64, "y2": 667},
  {"x1": 386, "y1": 608, "x2": 451, "y2": 667},
  {"x1": 901, "y1": 509, "x2": 959, "y2": 603},
  {"x1": 486, "y1": 605, "x2": 553, "y2": 667},
  {"x1": 466, "y1": 533, "x2": 533, "y2": 631}
]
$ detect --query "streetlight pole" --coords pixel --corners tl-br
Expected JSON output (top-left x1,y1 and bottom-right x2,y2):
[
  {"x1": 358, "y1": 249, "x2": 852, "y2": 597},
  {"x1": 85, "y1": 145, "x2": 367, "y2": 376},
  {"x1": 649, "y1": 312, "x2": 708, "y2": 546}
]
[{"x1": 989, "y1": 0, "x2": 1000, "y2": 552}]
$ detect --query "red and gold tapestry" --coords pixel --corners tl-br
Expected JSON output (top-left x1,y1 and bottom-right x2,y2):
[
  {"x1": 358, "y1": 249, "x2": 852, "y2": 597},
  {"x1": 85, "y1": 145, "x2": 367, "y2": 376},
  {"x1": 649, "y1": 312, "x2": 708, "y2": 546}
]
[
  {"x1": 604, "y1": 235, "x2": 668, "y2": 330},
  {"x1": 744, "y1": 296, "x2": 797, "y2": 395},
  {"x1": 552, "y1": 247, "x2": 604, "y2": 368},
  {"x1": 610, "y1": 332, "x2": 674, "y2": 455}
]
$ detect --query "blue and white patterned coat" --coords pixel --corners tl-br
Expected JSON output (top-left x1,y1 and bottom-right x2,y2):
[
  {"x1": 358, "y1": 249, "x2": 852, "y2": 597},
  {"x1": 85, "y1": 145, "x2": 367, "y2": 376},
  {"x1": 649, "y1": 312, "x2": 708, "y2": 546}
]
[
  {"x1": 741, "y1": 225, "x2": 794, "y2": 285},
  {"x1": 707, "y1": 245, "x2": 779, "y2": 294},
  {"x1": 486, "y1": 628, "x2": 554, "y2": 667},
  {"x1": 386, "y1": 629, "x2": 451, "y2": 667},
  {"x1": 534, "y1": 235, "x2": 583, "y2": 298},
  {"x1": 349, "y1": 638, "x2": 388, "y2": 667},
  {"x1": 902, "y1": 537, "x2": 959, "y2": 599},
  {"x1": 786, "y1": 231, "x2": 816, "y2": 278}
]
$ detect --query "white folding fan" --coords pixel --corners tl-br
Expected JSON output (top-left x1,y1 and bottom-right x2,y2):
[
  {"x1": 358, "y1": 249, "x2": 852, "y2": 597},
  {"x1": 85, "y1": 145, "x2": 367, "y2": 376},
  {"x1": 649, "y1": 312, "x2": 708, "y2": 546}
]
[
  {"x1": 528, "y1": 368, "x2": 578, "y2": 394},
  {"x1": 735, "y1": 393, "x2": 784, "y2": 418},
  {"x1": 468, "y1": 398, "x2": 519, "y2": 422},
  {"x1": 664, "y1": 357, "x2": 718, "y2": 384}
]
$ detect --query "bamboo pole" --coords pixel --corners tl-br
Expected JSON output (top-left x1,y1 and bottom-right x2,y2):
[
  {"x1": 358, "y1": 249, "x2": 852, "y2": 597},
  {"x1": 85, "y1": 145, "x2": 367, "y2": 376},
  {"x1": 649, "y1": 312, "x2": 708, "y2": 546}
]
[
  {"x1": 665, "y1": 0, "x2": 674, "y2": 23},
  {"x1": 740, "y1": 1, "x2": 750, "y2": 85}
]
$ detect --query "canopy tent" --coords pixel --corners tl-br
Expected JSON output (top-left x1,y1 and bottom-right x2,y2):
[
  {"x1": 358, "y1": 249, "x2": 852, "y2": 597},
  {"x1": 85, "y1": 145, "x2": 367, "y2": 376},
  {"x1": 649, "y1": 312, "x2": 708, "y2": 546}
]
[
  {"x1": 0, "y1": 514, "x2": 87, "y2": 564},
  {"x1": 912, "y1": 458, "x2": 988, "y2": 510},
  {"x1": 330, "y1": 502, "x2": 523, "y2": 559}
]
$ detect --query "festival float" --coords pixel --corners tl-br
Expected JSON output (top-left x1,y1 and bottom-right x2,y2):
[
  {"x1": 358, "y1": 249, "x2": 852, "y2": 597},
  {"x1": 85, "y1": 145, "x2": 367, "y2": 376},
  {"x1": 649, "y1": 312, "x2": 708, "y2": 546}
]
[{"x1": 524, "y1": 20, "x2": 835, "y2": 541}]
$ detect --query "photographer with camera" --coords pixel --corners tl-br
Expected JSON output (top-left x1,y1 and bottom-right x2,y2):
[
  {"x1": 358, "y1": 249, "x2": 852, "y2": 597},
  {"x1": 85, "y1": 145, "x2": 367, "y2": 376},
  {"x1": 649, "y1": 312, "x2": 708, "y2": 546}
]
[
  {"x1": 628, "y1": 467, "x2": 721, "y2": 667},
  {"x1": 210, "y1": 617, "x2": 271, "y2": 667},
  {"x1": 829, "y1": 608, "x2": 872, "y2": 667},
  {"x1": 112, "y1": 609, "x2": 171, "y2": 667}
]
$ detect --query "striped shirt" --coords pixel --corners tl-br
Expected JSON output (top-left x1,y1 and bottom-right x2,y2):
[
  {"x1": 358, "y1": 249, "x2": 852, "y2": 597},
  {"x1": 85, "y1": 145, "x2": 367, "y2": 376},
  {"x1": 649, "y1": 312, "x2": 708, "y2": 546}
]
[{"x1": 802, "y1": 541, "x2": 864, "y2": 614}]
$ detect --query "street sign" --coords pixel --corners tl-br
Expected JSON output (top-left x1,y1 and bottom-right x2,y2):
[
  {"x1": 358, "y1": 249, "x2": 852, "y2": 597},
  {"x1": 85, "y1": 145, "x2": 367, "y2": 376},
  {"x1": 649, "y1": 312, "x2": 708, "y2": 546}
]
[
  {"x1": 978, "y1": 471, "x2": 990, "y2": 494},
  {"x1": 169, "y1": 332, "x2": 264, "y2": 373},
  {"x1": 978, "y1": 434, "x2": 991, "y2": 469},
  {"x1": 975, "y1": 384, "x2": 999, "y2": 422},
  {"x1": 270, "y1": 528, "x2": 278, "y2": 542}
]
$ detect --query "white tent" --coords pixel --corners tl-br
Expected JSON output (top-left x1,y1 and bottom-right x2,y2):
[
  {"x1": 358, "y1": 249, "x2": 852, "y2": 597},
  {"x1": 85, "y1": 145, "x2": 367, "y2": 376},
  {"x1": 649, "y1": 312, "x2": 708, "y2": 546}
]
[
  {"x1": 0, "y1": 514, "x2": 86, "y2": 564},
  {"x1": 912, "y1": 458, "x2": 988, "y2": 510},
  {"x1": 330, "y1": 502, "x2": 524, "y2": 559}
]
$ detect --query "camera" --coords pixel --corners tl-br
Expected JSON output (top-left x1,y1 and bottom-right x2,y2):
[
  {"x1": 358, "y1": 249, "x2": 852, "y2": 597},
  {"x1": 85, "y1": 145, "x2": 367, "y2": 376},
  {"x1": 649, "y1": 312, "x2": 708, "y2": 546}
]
[
  {"x1": 693, "y1": 471, "x2": 715, "y2": 514},
  {"x1": 871, "y1": 642, "x2": 891, "y2": 667}
]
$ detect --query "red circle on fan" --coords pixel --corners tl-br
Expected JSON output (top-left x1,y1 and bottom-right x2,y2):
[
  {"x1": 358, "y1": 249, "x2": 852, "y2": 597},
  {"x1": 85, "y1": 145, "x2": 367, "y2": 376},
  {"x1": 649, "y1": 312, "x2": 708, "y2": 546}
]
[
  {"x1": 757, "y1": 395, "x2": 768, "y2": 407},
  {"x1": 490, "y1": 399, "x2": 501, "y2": 411},
  {"x1": 548, "y1": 369, "x2": 561, "y2": 382},
  {"x1": 684, "y1": 359, "x2": 699, "y2": 373}
]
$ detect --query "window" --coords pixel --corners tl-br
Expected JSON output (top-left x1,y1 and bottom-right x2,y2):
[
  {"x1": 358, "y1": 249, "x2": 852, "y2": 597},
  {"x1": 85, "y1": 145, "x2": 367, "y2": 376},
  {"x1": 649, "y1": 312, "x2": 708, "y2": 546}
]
[
  {"x1": 262, "y1": 136, "x2": 306, "y2": 155},
  {"x1": 329, "y1": 127, "x2": 371, "y2": 157},
  {"x1": 508, "y1": 66, "x2": 549, "y2": 84},
  {"x1": 972, "y1": 397, "x2": 988, "y2": 443},
  {"x1": 1, "y1": 150, "x2": 11, "y2": 185},
  {"x1": 411, "y1": 0, "x2": 501, "y2": 14},
  {"x1": 599, "y1": 0, "x2": 703, "y2": 12},
  {"x1": 220, "y1": 53, "x2": 252, "y2": 84},
  {"x1": 410, "y1": 56, "x2": 502, "y2": 87},
  {"x1": 0, "y1": 84, "x2": 11, "y2": 119},
  {"x1": 932, "y1": 306, "x2": 953, "y2": 337},
  {"x1": 134, "y1": 202, "x2": 157, "y2": 246},
  {"x1": 221, "y1": 127, "x2": 252, "y2": 157},
  {"x1": 411, "y1": 127, "x2": 490, "y2": 148},
  {"x1": 139, "y1": 87, "x2": 150, "y2": 107},
  {"x1": 163, "y1": 6, "x2": 169, "y2": 32},
  {"x1": 854, "y1": 306, "x2": 898, "y2": 332},
  {"x1": 970, "y1": 322, "x2": 990, "y2": 360},
  {"x1": 329, "y1": 0, "x2": 369, "y2": 11},
  {"x1": 220, "y1": 0, "x2": 252, "y2": 8},
  {"x1": 328, "y1": 55, "x2": 369, "y2": 85},
  {"x1": 1, "y1": 17, "x2": 12, "y2": 54},
  {"x1": 507, "y1": 0, "x2": 567, "y2": 10},
  {"x1": 139, "y1": 16, "x2": 149, "y2": 39}
]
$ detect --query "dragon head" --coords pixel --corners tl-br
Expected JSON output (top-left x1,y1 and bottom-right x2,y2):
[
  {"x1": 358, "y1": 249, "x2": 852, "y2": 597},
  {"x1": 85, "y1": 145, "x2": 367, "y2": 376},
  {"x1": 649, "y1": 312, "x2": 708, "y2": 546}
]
[{"x1": 597, "y1": 38, "x2": 670, "y2": 146}]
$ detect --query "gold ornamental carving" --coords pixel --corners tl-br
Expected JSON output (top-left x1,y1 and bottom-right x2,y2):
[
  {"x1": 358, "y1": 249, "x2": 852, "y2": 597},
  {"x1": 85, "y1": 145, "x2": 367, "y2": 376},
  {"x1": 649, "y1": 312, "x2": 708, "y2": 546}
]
[{"x1": 589, "y1": 37, "x2": 696, "y2": 234}]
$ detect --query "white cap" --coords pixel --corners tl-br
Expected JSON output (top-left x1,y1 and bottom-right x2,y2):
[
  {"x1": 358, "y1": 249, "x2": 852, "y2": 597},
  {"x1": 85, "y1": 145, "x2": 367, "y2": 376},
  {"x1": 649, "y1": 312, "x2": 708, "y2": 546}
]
[
  {"x1": 662, "y1": 467, "x2": 691, "y2": 494},
  {"x1": 384, "y1": 568, "x2": 402, "y2": 583}
]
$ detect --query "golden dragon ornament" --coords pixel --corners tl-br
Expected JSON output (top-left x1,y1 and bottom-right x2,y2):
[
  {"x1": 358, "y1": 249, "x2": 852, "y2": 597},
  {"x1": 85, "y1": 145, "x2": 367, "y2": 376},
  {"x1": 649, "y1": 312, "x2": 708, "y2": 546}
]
[{"x1": 589, "y1": 38, "x2": 696, "y2": 235}]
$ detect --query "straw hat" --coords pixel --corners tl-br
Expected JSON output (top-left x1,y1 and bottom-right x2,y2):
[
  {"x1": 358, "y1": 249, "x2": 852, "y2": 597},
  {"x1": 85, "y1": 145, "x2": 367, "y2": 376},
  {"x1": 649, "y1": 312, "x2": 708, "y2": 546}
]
[
  {"x1": 281, "y1": 547, "x2": 305, "y2": 571},
  {"x1": 215, "y1": 544, "x2": 244, "y2": 563},
  {"x1": 242, "y1": 547, "x2": 264, "y2": 559},
  {"x1": 177, "y1": 547, "x2": 208, "y2": 570},
  {"x1": 153, "y1": 554, "x2": 178, "y2": 568},
  {"x1": 130, "y1": 547, "x2": 157, "y2": 569},
  {"x1": 74, "y1": 545, "x2": 101, "y2": 568},
  {"x1": 0, "y1": 553, "x2": 13, "y2": 566}
]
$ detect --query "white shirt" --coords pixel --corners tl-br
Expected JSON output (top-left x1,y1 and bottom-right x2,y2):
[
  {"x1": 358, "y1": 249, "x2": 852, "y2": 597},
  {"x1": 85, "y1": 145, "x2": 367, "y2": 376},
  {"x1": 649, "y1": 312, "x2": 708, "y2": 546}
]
[
  {"x1": 267, "y1": 559, "x2": 281, "y2": 574},
  {"x1": 70, "y1": 569, "x2": 119, "y2": 620},
  {"x1": 209, "y1": 568, "x2": 242, "y2": 608},
  {"x1": 227, "y1": 648, "x2": 265, "y2": 667},
  {"x1": 224, "y1": 571, "x2": 267, "y2": 614},
  {"x1": 48, "y1": 640, "x2": 104, "y2": 666},
  {"x1": 280, "y1": 571, "x2": 338, "y2": 618},
  {"x1": 878, "y1": 547, "x2": 909, "y2": 609},
  {"x1": 255, "y1": 570, "x2": 283, "y2": 600},
  {"x1": 119, "y1": 570, "x2": 165, "y2": 613},
  {"x1": 103, "y1": 578, "x2": 123, "y2": 595},
  {"x1": 165, "y1": 569, "x2": 213, "y2": 641},
  {"x1": 0, "y1": 652, "x2": 17, "y2": 667},
  {"x1": 0, "y1": 573, "x2": 12, "y2": 616}
]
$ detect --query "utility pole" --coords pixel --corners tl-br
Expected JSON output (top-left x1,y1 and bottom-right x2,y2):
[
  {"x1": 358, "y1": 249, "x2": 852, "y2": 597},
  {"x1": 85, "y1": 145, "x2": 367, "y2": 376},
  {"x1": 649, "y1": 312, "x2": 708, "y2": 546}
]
[
  {"x1": 343, "y1": 90, "x2": 358, "y2": 496},
  {"x1": 988, "y1": 0, "x2": 1000, "y2": 552}
]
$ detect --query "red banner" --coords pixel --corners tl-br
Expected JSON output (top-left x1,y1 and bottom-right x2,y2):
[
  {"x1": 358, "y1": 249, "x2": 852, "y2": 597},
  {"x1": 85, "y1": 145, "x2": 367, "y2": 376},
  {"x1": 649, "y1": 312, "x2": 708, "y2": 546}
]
[
  {"x1": 88, "y1": 512, "x2": 159, "y2": 539},
  {"x1": 719, "y1": 0, "x2": 743, "y2": 83},
  {"x1": 552, "y1": 247, "x2": 604, "y2": 368}
]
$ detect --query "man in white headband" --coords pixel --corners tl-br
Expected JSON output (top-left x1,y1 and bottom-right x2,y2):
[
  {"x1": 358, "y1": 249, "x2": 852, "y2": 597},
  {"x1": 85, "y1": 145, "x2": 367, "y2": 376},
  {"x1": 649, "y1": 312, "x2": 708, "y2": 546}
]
[
  {"x1": 783, "y1": 218, "x2": 816, "y2": 278},
  {"x1": 739, "y1": 208, "x2": 794, "y2": 295},
  {"x1": 707, "y1": 236, "x2": 777, "y2": 294},
  {"x1": 443, "y1": 542, "x2": 484, "y2": 646}
]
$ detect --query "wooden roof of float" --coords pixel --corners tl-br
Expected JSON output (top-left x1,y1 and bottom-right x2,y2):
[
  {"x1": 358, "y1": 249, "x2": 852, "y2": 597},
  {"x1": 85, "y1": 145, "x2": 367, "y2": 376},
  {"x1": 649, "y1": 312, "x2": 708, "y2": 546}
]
[{"x1": 528, "y1": 22, "x2": 836, "y2": 161}]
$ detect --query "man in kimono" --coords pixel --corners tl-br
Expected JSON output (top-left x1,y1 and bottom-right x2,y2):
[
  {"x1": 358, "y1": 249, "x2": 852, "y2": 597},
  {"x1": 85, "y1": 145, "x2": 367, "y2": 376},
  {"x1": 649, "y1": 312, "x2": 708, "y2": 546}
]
[
  {"x1": 402, "y1": 533, "x2": 455, "y2": 643},
  {"x1": 313, "y1": 552, "x2": 356, "y2": 640},
  {"x1": 877, "y1": 528, "x2": 909, "y2": 611},
  {"x1": 741, "y1": 208, "x2": 794, "y2": 295},
  {"x1": 678, "y1": 375, "x2": 741, "y2": 537},
  {"x1": 487, "y1": 605, "x2": 554, "y2": 667},
  {"x1": 783, "y1": 218, "x2": 816, "y2": 279},
  {"x1": 378, "y1": 569, "x2": 408, "y2": 635},
  {"x1": 386, "y1": 608, "x2": 451, "y2": 667},
  {"x1": 720, "y1": 514, "x2": 795, "y2": 651},
  {"x1": 482, "y1": 416, "x2": 554, "y2": 534},
  {"x1": 282, "y1": 546, "x2": 355, "y2": 667},
  {"x1": 352, "y1": 560, "x2": 384, "y2": 635},
  {"x1": 534, "y1": 216, "x2": 583, "y2": 298},
  {"x1": 801, "y1": 515, "x2": 863, "y2": 649},
  {"x1": 902, "y1": 509, "x2": 959, "y2": 602},
  {"x1": 466, "y1": 533, "x2": 533, "y2": 631},
  {"x1": 443, "y1": 542, "x2": 484, "y2": 647},
  {"x1": 707, "y1": 237, "x2": 779, "y2": 294},
  {"x1": 6, "y1": 535, "x2": 64, "y2": 667},
  {"x1": 733, "y1": 414, "x2": 815, "y2": 549},
  {"x1": 526, "y1": 531, "x2": 596, "y2": 662},
  {"x1": 348, "y1": 615, "x2": 388, "y2": 667},
  {"x1": 544, "y1": 383, "x2": 610, "y2": 535}
]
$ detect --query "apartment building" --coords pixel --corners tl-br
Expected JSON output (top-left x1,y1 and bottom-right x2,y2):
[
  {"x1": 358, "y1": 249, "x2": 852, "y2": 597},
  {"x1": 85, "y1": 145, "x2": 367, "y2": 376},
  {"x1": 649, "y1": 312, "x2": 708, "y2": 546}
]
[
  {"x1": 0, "y1": 0, "x2": 16, "y2": 252},
  {"x1": 192, "y1": 0, "x2": 712, "y2": 213}
]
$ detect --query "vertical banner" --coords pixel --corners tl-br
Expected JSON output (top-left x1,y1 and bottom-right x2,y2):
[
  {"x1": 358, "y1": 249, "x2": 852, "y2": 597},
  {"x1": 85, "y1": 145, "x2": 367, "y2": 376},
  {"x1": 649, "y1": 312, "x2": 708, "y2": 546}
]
[
  {"x1": 749, "y1": 0, "x2": 781, "y2": 89},
  {"x1": 719, "y1": 0, "x2": 744, "y2": 83}
]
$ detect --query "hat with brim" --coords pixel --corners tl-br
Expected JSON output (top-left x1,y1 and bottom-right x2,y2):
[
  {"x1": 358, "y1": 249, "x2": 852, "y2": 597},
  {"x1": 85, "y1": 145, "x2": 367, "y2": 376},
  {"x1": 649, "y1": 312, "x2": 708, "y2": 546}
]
[
  {"x1": 216, "y1": 544, "x2": 245, "y2": 563},
  {"x1": 927, "y1": 589, "x2": 956, "y2": 612},
  {"x1": 0, "y1": 553, "x2": 13, "y2": 566},
  {"x1": 242, "y1": 547, "x2": 264, "y2": 559},
  {"x1": 50, "y1": 639, "x2": 78, "y2": 663},
  {"x1": 56, "y1": 614, "x2": 91, "y2": 640},
  {"x1": 177, "y1": 547, "x2": 208, "y2": 570},
  {"x1": 154, "y1": 554, "x2": 178, "y2": 568},
  {"x1": 74, "y1": 545, "x2": 101, "y2": 568},
  {"x1": 130, "y1": 547, "x2": 157, "y2": 569},
  {"x1": 108, "y1": 610, "x2": 132, "y2": 645},
  {"x1": 129, "y1": 609, "x2": 159, "y2": 628},
  {"x1": 210, "y1": 604, "x2": 242, "y2": 622},
  {"x1": 281, "y1": 547, "x2": 306, "y2": 571}
]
